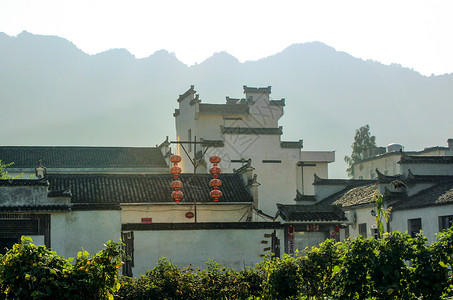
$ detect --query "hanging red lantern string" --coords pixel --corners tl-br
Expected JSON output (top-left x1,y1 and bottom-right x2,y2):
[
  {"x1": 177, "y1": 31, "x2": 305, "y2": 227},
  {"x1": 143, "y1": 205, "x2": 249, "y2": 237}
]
[
  {"x1": 209, "y1": 155, "x2": 222, "y2": 202},
  {"x1": 170, "y1": 154, "x2": 183, "y2": 203}
]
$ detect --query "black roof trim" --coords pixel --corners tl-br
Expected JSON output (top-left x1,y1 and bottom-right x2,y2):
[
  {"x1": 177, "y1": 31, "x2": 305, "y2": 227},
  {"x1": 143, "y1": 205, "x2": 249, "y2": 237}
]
[
  {"x1": 177, "y1": 85, "x2": 196, "y2": 102},
  {"x1": 281, "y1": 140, "x2": 303, "y2": 149},
  {"x1": 199, "y1": 103, "x2": 249, "y2": 115},
  {"x1": 0, "y1": 205, "x2": 71, "y2": 212},
  {"x1": 277, "y1": 204, "x2": 346, "y2": 222},
  {"x1": 243, "y1": 86, "x2": 271, "y2": 94},
  {"x1": 122, "y1": 222, "x2": 281, "y2": 231},
  {"x1": 222, "y1": 127, "x2": 283, "y2": 135},
  {"x1": 398, "y1": 154, "x2": 453, "y2": 164},
  {"x1": 313, "y1": 174, "x2": 374, "y2": 186},
  {"x1": 270, "y1": 99, "x2": 285, "y2": 106},
  {"x1": 71, "y1": 203, "x2": 121, "y2": 211},
  {"x1": 0, "y1": 178, "x2": 49, "y2": 187}
]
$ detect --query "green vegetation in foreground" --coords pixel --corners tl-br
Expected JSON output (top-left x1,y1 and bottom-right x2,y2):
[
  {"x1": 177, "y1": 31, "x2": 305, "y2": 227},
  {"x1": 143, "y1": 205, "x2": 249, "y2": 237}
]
[{"x1": 1, "y1": 228, "x2": 453, "y2": 299}]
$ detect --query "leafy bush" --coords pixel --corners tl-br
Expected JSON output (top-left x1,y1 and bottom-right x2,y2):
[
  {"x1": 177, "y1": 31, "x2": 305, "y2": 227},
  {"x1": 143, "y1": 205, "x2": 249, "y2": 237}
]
[
  {"x1": 0, "y1": 237, "x2": 123, "y2": 300},
  {"x1": 2, "y1": 228, "x2": 453, "y2": 299}
]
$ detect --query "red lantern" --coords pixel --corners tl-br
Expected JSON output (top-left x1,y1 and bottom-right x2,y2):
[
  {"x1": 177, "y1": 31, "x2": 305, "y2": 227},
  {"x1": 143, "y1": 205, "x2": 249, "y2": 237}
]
[
  {"x1": 171, "y1": 166, "x2": 182, "y2": 175},
  {"x1": 170, "y1": 155, "x2": 183, "y2": 203},
  {"x1": 171, "y1": 180, "x2": 183, "y2": 189},
  {"x1": 210, "y1": 189, "x2": 222, "y2": 201},
  {"x1": 209, "y1": 155, "x2": 221, "y2": 164},
  {"x1": 209, "y1": 166, "x2": 221, "y2": 176},
  {"x1": 209, "y1": 178, "x2": 222, "y2": 188},
  {"x1": 170, "y1": 154, "x2": 182, "y2": 163},
  {"x1": 171, "y1": 190, "x2": 183, "y2": 202},
  {"x1": 209, "y1": 156, "x2": 222, "y2": 202}
]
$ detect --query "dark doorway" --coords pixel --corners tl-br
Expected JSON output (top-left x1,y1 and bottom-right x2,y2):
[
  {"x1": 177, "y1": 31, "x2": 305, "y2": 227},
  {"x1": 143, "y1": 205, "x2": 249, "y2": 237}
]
[{"x1": 121, "y1": 231, "x2": 134, "y2": 277}]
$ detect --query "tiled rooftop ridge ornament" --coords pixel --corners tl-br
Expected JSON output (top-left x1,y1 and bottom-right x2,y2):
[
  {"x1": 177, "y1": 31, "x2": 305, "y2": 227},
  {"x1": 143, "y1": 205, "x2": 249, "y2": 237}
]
[
  {"x1": 170, "y1": 154, "x2": 183, "y2": 203},
  {"x1": 209, "y1": 155, "x2": 222, "y2": 202}
]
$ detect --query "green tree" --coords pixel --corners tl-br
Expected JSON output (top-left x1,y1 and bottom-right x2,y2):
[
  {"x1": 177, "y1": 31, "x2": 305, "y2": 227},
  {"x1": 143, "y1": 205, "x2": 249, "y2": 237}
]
[{"x1": 344, "y1": 124, "x2": 377, "y2": 177}]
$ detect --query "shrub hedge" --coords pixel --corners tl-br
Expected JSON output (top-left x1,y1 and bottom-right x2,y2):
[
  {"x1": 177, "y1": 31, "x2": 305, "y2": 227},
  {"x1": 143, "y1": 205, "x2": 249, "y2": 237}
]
[{"x1": 1, "y1": 228, "x2": 453, "y2": 299}]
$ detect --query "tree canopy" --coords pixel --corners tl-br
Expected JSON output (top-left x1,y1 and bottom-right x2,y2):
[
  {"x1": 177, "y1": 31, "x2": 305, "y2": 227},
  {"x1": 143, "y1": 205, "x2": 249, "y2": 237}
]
[{"x1": 344, "y1": 125, "x2": 376, "y2": 177}]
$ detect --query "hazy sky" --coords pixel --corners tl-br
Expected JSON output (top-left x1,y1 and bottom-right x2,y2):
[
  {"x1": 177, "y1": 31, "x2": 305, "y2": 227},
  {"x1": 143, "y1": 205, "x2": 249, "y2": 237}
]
[{"x1": 1, "y1": 0, "x2": 452, "y2": 76}]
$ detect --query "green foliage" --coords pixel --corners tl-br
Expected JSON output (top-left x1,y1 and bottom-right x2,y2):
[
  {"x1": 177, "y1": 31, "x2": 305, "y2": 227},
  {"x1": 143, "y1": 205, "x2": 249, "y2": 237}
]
[
  {"x1": 2, "y1": 230, "x2": 453, "y2": 299},
  {"x1": 344, "y1": 124, "x2": 377, "y2": 177},
  {"x1": 373, "y1": 191, "x2": 392, "y2": 238},
  {"x1": 115, "y1": 227, "x2": 453, "y2": 300},
  {"x1": 298, "y1": 239, "x2": 340, "y2": 298},
  {"x1": 0, "y1": 237, "x2": 123, "y2": 300}
]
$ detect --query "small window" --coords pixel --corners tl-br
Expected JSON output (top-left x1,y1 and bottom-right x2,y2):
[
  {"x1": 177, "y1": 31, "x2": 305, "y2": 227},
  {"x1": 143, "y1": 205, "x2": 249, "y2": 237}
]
[
  {"x1": 358, "y1": 223, "x2": 367, "y2": 238},
  {"x1": 408, "y1": 218, "x2": 422, "y2": 237},
  {"x1": 262, "y1": 160, "x2": 282, "y2": 163},
  {"x1": 439, "y1": 215, "x2": 453, "y2": 231}
]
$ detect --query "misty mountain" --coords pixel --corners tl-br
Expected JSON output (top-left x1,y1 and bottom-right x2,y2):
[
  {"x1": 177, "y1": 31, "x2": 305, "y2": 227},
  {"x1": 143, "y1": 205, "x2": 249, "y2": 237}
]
[{"x1": 1, "y1": 31, "x2": 452, "y2": 178}]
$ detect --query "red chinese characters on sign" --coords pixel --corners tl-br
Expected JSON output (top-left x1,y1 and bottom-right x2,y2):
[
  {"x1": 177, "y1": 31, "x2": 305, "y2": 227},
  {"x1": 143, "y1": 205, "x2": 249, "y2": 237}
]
[
  {"x1": 306, "y1": 224, "x2": 319, "y2": 232},
  {"x1": 288, "y1": 225, "x2": 295, "y2": 255},
  {"x1": 141, "y1": 218, "x2": 152, "y2": 223}
]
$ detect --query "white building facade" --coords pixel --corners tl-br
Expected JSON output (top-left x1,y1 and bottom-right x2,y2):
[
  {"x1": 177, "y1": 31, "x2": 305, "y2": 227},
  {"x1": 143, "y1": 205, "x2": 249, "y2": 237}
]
[{"x1": 174, "y1": 85, "x2": 335, "y2": 215}]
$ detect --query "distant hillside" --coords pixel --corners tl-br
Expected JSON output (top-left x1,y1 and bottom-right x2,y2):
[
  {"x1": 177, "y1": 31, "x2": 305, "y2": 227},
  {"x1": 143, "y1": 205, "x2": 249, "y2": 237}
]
[{"x1": 1, "y1": 31, "x2": 452, "y2": 178}]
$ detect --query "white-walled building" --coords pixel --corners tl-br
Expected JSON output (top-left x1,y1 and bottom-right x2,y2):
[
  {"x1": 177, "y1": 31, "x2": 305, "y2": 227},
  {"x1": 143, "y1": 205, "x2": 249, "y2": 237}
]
[
  {"x1": 174, "y1": 85, "x2": 335, "y2": 215},
  {"x1": 0, "y1": 145, "x2": 286, "y2": 276},
  {"x1": 313, "y1": 153, "x2": 453, "y2": 242},
  {"x1": 352, "y1": 139, "x2": 453, "y2": 179}
]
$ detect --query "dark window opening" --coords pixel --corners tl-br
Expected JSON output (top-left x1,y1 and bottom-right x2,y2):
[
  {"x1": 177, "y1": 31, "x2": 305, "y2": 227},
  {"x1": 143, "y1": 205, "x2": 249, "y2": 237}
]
[
  {"x1": 408, "y1": 218, "x2": 422, "y2": 237},
  {"x1": 262, "y1": 160, "x2": 282, "y2": 163},
  {"x1": 439, "y1": 215, "x2": 453, "y2": 231},
  {"x1": 0, "y1": 214, "x2": 50, "y2": 251},
  {"x1": 358, "y1": 223, "x2": 367, "y2": 238}
]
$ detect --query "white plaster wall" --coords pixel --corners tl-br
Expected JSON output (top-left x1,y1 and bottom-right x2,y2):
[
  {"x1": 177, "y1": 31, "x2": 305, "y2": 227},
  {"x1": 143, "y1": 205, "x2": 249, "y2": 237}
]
[
  {"x1": 401, "y1": 163, "x2": 453, "y2": 177},
  {"x1": 345, "y1": 206, "x2": 387, "y2": 239},
  {"x1": 314, "y1": 185, "x2": 347, "y2": 202},
  {"x1": 301, "y1": 163, "x2": 329, "y2": 196},
  {"x1": 29, "y1": 235, "x2": 45, "y2": 246},
  {"x1": 132, "y1": 228, "x2": 284, "y2": 275},
  {"x1": 121, "y1": 204, "x2": 252, "y2": 224},
  {"x1": 50, "y1": 211, "x2": 121, "y2": 258},
  {"x1": 353, "y1": 154, "x2": 401, "y2": 179},
  {"x1": 391, "y1": 206, "x2": 453, "y2": 242}
]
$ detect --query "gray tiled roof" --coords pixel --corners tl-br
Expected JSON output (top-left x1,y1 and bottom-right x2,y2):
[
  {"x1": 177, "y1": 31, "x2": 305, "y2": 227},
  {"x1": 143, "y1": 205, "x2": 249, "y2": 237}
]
[
  {"x1": 329, "y1": 183, "x2": 377, "y2": 208},
  {"x1": 277, "y1": 204, "x2": 346, "y2": 222},
  {"x1": 0, "y1": 146, "x2": 168, "y2": 169},
  {"x1": 47, "y1": 173, "x2": 253, "y2": 204},
  {"x1": 392, "y1": 181, "x2": 453, "y2": 210},
  {"x1": 199, "y1": 103, "x2": 249, "y2": 115},
  {"x1": 399, "y1": 155, "x2": 453, "y2": 164}
]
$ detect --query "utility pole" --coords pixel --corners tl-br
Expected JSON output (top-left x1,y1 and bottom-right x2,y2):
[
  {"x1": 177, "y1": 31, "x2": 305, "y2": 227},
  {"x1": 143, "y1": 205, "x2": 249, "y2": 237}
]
[{"x1": 170, "y1": 137, "x2": 216, "y2": 223}]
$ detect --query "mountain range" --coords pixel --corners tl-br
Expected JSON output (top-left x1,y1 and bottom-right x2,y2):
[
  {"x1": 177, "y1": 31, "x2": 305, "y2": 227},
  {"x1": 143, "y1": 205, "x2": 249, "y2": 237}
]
[{"x1": 1, "y1": 31, "x2": 452, "y2": 178}]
